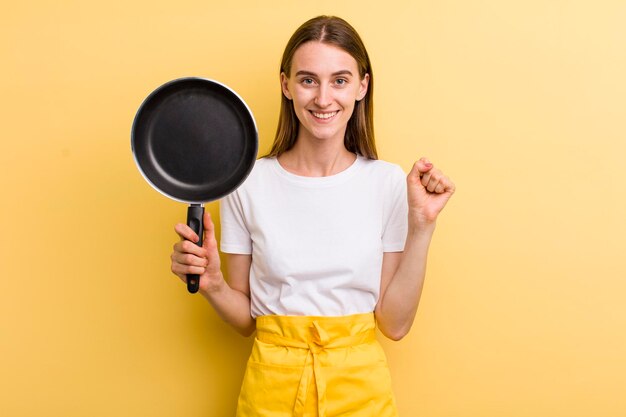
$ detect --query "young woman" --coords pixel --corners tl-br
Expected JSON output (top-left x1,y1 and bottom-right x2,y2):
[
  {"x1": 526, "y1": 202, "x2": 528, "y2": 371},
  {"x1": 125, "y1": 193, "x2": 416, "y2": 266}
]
[{"x1": 170, "y1": 15, "x2": 455, "y2": 417}]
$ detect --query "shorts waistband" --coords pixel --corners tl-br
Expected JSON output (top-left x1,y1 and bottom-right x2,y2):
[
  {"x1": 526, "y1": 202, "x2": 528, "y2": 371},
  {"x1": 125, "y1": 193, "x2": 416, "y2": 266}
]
[{"x1": 255, "y1": 312, "x2": 376, "y2": 344}]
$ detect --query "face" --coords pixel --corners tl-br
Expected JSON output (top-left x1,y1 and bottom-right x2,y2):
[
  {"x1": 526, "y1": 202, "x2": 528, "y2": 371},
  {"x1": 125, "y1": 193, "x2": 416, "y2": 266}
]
[{"x1": 281, "y1": 41, "x2": 369, "y2": 144}]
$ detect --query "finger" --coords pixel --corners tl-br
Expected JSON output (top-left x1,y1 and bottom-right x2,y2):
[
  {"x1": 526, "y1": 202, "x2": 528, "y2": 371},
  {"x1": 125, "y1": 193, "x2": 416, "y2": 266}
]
[
  {"x1": 427, "y1": 175, "x2": 440, "y2": 192},
  {"x1": 171, "y1": 251, "x2": 208, "y2": 268},
  {"x1": 434, "y1": 183, "x2": 445, "y2": 194},
  {"x1": 436, "y1": 175, "x2": 456, "y2": 194},
  {"x1": 445, "y1": 178, "x2": 456, "y2": 194},
  {"x1": 171, "y1": 261, "x2": 206, "y2": 277},
  {"x1": 173, "y1": 240, "x2": 207, "y2": 258},
  {"x1": 174, "y1": 223, "x2": 200, "y2": 244},
  {"x1": 421, "y1": 171, "x2": 432, "y2": 188},
  {"x1": 422, "y1": 166, "x2": 443, "y2": 189}
]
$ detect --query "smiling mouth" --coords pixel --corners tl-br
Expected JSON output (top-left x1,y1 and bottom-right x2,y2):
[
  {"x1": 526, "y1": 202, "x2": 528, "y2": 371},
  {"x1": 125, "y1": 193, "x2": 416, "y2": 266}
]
[{"x1": 310, "y1": 110, "x2": 338, "y2": 120}]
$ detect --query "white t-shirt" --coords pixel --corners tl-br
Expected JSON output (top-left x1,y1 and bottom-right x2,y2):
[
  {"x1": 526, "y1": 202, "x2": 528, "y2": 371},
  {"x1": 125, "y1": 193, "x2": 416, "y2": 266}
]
[{"x1": 220, "y1": 155, "x2": 408, "y2": 318}]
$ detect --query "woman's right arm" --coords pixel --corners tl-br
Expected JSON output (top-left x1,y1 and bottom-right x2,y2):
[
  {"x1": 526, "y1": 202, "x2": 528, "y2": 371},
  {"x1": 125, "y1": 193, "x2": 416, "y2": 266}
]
[{"x1": 170, "y1": 211, "x2": 255, "y2": 336}]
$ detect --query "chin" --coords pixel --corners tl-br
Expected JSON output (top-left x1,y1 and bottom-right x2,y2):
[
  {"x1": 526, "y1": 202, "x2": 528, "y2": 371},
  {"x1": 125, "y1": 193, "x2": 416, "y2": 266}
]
[{"x1": 307, "y1": 128, "x2": 342, "y2": 142}]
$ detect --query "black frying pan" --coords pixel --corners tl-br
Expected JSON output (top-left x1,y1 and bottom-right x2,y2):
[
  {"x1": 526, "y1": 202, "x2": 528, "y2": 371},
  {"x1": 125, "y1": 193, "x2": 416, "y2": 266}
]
[{"x1": 131, "y1": 77, "x2": 257, "y2": 293}]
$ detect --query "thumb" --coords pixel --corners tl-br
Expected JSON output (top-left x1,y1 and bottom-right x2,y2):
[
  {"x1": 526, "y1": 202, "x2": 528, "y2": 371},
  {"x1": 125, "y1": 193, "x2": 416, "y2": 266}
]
[
  {"x1": 408, "y1": 157, "x2": 433, "y2": 181},
  {"x1": 201, "y1": 210, "x2": 222, "y2": 276},
  {"x1": 202, "y1": 210, "x2": 217, "y2": 250}
]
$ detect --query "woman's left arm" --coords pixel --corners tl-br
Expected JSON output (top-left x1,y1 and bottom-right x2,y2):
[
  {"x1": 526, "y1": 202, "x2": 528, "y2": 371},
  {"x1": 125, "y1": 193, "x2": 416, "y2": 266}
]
[{"x1": 375, "y1": 158, "x2": 455, "y2": 340}]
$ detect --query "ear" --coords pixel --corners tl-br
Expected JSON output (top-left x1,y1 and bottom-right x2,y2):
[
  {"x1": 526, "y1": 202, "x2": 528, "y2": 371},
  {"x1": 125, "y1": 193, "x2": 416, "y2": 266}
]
[
  {"x1": 280, "y1": 72, "x2": 292, "y2": 100},
  {"x1": 356, "y1": 73, "x2": 370, "y2": 101}
]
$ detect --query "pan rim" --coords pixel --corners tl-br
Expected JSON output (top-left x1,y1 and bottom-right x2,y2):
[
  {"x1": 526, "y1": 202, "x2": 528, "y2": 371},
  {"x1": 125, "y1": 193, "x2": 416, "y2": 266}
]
[{"x1": 131, "y1": 76, "x2": 258, "y2": 204}]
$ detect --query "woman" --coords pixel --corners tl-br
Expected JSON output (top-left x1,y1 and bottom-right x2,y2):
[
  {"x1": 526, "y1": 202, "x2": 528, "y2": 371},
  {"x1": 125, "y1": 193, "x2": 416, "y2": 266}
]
[{"x1": 171, "y1": 15, "x2": 455, "y2": 417}]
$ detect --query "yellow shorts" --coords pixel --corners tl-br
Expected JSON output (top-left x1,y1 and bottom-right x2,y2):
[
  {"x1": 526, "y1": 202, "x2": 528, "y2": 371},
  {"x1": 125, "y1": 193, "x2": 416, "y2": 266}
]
[{"x1": 236, "y1": 313, "x2": 398, "y2": 417}]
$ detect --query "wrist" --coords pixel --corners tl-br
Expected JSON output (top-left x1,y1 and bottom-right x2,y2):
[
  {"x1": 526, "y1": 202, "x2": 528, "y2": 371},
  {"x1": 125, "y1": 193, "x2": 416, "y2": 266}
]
[
  {"x1": 408, "y1": 216, "x2": 436, "y2": 234},
  {"x1": 199, "y1": 272, "x2": 227, "y2": 298},
  {"x1": 407, "y1": 222, "x2": 436, "y2": 241},
  {"x1": 408, "y1": 207, "x2": 438, "y2": 227}
]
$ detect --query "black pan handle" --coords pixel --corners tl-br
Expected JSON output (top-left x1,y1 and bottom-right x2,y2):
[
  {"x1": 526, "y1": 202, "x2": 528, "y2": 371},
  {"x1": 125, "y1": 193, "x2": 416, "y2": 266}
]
[{"x1": 186, "y1": 204, "x2": 204, "y2": 293}]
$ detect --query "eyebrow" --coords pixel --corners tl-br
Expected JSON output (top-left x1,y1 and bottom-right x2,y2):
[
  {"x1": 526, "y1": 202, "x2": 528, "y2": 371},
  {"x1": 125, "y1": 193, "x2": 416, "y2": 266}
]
[{"x1": 294, "y1": 70, "x2": 354, "y2": 77}]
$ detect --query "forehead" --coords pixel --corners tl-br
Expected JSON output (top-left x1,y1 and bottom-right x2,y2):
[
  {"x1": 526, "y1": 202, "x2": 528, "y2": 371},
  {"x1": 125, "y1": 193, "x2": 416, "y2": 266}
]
[{"x1": 290, "y1": 42, "x2": 359, "y2": 76}]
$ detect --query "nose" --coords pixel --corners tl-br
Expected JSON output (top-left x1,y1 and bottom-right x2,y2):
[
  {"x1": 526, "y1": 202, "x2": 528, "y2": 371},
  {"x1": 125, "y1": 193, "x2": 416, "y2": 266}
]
[{"x1": 314, "y1": 84, "x2": 332, "y2": 108}]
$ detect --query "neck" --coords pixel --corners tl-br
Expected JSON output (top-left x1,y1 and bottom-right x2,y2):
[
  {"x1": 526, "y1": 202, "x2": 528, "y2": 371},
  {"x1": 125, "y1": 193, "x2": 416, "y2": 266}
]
[{"x1": 278, "y1": 137, "x2": 356, "y2": 177}]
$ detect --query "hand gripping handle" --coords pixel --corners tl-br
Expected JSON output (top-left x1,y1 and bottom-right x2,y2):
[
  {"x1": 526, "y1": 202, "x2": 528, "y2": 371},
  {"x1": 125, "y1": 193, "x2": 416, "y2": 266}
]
[{"x1": 186, "y1": 204, "x2": 204, "y2": 294}]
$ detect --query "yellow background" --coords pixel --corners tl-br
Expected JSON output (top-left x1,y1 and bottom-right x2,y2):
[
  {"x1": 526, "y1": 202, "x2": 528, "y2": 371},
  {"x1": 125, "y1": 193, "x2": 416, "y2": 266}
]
[{"x1": 2, "y1": 1, "x2": 625, "y2": 416}]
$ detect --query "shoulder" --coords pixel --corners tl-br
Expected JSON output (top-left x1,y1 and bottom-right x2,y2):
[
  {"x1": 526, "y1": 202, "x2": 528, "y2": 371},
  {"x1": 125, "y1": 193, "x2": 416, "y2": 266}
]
[
  {"x1": 250, "y1": 156, "x2": 275, "y2": 175},
  {"x1": 236, "y1": 156, "x2": 277, "y2": 187},
  {"x1": 358, "y1": 157, "x2": 406, "y2": 181},
  {"x1": 221, "y1": 157, "x2": 278, "y2": 209}
]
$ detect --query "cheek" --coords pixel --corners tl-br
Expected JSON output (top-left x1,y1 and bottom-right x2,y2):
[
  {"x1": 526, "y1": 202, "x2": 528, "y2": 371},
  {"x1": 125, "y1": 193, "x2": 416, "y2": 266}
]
[
  {"x1": 339, "y1": 87, "x2": 361, "y2": 104},
  {"x1": 291, "y1": 86, "x2": 314, "y2": 104},
  {"x1": 338, "y1": 94, "x2": 358, "y2": 112}
]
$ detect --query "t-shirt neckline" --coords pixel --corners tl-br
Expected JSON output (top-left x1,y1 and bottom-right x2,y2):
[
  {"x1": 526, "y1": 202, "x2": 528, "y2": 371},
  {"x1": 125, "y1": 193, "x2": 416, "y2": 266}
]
[{"x1": 269, "y1": 154, "x2": 364, "y2": 187}]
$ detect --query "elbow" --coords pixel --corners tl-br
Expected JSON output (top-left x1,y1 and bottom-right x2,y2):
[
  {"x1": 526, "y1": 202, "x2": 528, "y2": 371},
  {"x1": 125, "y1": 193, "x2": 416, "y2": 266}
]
[
  {"x1": 388, "y1": 333, "x2": 406, "y2": 342},
  {"x1": 375, "y1": 308, "x2": 413, "y2": 341},
  {"x1": 385, "y1": 327, "x2": 410, "y2": 341},
  {"x1": 379, "y1": 322, "x2": 412, "y2": 341},
  {"x1": 238, "y1": 328, "x2": 255, "y2": 338},
  {"x1": 234, "y1": 321, "x2": 256, "y2": 338}
]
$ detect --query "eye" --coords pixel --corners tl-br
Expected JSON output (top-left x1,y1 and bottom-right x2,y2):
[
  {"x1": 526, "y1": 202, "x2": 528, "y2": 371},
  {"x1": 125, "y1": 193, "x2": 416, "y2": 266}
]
[
  {"x1": 335, "y1": 78, "x2": 348, "y2": 86},
  {"x1": 301, "y1": 78, "x2": 315, "y2": 85}
]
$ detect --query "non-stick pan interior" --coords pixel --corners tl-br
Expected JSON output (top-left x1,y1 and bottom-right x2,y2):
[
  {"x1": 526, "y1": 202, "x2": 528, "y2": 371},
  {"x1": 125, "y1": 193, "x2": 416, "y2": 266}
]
[{"x1": 132, "y1": 78, "x2": 257, "y2": 203}]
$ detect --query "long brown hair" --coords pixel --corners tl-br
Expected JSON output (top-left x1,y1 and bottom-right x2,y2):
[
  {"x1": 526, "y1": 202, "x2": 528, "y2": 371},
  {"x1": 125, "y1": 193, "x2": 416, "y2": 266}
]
[{"x1": 265, "y1": 16, "x2": 377, "y2": 159}]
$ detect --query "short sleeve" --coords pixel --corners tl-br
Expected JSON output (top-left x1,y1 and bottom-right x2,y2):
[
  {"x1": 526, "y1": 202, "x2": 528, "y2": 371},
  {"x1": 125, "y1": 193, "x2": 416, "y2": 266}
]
[
  {"x1": 219, "y1": 190, "x2": 252, "y2": 254},
  {"x1": 382, "y1": 166, "x2": 408, "y2": 252}
]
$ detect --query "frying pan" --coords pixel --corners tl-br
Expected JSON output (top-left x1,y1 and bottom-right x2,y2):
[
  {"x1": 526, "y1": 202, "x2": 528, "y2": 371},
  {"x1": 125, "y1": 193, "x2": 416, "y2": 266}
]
[{"x1": 131, "y1": 77, "x2": 258, "y2": 293}]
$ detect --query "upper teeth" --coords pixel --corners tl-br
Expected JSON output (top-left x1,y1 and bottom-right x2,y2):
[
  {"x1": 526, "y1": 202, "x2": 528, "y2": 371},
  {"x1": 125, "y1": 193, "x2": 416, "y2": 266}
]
[{"x1": 312, "y1": 111, "x2": 337, "y2": 119}]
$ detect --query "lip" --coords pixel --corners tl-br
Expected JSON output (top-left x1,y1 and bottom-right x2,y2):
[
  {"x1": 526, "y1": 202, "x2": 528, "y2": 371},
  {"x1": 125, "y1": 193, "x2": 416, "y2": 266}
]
[{"x1": 309, "y1": 110, "x2": 339, "y2": 122}]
